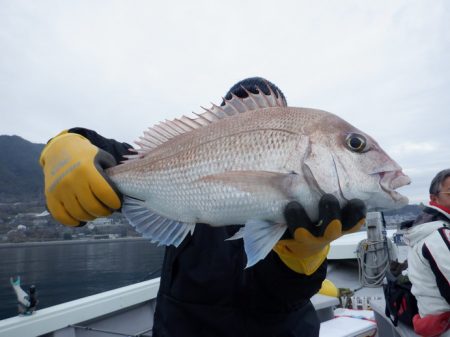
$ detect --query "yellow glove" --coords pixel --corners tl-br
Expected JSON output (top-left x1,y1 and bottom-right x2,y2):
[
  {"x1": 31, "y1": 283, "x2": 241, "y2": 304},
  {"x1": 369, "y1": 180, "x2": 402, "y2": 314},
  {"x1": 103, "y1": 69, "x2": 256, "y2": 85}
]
[
  {"x1": 39, "y1": 131, "x2": 121, "y2": 226},
  {"x1": 274, "y1": 194, "x2": 366, "y2": 275}
]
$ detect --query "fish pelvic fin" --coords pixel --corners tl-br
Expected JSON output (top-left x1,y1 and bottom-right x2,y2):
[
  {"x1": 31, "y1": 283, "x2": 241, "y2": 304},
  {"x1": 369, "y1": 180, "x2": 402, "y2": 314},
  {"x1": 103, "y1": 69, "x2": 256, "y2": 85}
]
[
  {"x1": 228, "y1": 220, "x2": 287, "y2": 268},
  {"x1": 122, "y1": 196, "x2": 195, "y2": 247},
  {"x1": 124, "y1": 85, "x2": 285, "y2": 161}
]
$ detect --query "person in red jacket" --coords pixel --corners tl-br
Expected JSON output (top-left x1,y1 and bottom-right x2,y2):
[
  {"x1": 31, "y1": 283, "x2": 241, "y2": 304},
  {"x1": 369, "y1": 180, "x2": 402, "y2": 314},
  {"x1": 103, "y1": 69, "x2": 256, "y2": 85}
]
[
  {"x1": 39, "y1": 77, "x2": 366, "y2": 337},
  {"x1": 405, "y1": 169, "x2": 450, "y2": 337}
]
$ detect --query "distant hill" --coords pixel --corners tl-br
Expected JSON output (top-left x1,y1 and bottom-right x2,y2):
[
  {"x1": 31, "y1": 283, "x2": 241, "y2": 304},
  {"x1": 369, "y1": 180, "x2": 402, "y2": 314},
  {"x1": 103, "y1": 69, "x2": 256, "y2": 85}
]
[
  {"x1": 382, "y1": 203, "x2": 423, "y2": 226},
  {"x1": 0, "y1": 135, "x2": 45, "y2": 202},
  {"x1": 383, "y1": 204, "x2": 423, "y2": 217}
]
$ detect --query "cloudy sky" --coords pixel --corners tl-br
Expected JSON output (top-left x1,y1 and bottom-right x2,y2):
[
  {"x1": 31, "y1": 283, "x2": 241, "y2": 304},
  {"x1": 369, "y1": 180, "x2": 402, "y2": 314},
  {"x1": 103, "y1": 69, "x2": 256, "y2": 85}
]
[{"x1": 1, "y1": 1, "x2": 449, "y2": 204}]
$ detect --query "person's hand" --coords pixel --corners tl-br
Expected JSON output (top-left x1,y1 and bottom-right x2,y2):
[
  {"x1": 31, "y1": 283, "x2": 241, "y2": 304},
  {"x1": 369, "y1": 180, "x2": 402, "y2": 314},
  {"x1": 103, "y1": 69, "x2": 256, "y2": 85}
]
[
  {"x1": 39, "y1": 131, "x2": 121, "y2": 226},
  {"x1": 273, "y1": 194, "x2": 366, "y2": 274}
]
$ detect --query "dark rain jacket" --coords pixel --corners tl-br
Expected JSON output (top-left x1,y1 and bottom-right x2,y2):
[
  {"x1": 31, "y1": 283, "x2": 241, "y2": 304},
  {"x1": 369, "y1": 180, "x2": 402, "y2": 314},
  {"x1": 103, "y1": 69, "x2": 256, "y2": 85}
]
[{"x1": 70, "y1": 127, "x2": 326, "y2": 337}]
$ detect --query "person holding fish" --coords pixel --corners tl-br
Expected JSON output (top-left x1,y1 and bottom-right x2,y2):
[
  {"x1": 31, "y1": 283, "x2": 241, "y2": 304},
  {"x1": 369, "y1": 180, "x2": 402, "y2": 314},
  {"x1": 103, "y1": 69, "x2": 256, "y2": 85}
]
[
  {"x1": 404, "y1": 169, "x2": 450, "y2": 337},
  {"x1": 40, "y1": 77, "x2": 409, "y2": 336}
]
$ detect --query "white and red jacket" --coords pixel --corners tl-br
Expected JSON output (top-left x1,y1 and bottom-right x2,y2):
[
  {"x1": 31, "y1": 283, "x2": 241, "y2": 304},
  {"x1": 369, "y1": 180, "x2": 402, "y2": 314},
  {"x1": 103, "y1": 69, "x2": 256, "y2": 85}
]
[{"x1": 404, "y1": 204, "x2": 450, "y2": 321}]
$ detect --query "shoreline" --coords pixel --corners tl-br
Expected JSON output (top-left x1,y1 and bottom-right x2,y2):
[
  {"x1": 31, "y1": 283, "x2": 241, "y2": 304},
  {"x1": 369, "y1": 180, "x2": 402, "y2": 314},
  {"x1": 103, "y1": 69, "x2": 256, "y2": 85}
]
[{"x1": 0, "y1": 237, "x2": 147, "y2": 248}]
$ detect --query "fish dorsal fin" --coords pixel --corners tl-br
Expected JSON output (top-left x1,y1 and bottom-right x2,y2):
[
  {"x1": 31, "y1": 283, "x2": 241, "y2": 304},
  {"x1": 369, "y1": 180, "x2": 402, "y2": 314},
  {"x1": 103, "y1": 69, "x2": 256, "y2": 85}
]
[{"x1": 123, "y1": 85, "x2": 286, "y2": 161}]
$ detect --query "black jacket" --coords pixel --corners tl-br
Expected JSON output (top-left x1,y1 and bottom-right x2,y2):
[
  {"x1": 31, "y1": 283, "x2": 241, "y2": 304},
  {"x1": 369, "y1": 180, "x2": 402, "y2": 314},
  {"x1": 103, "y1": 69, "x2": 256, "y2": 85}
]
[{"x1": 71, "y1": 128, "x2": 326, "y2": 337}]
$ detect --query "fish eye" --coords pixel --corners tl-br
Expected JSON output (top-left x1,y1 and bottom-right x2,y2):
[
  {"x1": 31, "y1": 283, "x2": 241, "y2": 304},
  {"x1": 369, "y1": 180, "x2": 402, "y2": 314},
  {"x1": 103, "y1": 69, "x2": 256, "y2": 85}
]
[{"x1": 345, "y1": 133, "x2": 367, "y2": 152}]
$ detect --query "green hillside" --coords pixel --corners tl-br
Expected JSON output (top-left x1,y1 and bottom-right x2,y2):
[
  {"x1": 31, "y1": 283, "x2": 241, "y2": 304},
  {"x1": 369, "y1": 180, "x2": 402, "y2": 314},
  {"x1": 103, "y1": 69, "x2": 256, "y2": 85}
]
[{"x1": 0, "y1": 135, "x2": 45, "y2": 202}]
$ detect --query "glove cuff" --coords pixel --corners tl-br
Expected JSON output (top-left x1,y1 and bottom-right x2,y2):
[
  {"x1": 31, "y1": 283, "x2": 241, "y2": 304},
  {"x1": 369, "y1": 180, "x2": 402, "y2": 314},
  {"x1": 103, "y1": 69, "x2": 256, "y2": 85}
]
[{"x1": 273, "y1": 244, "x2": 329, "y2": 275}]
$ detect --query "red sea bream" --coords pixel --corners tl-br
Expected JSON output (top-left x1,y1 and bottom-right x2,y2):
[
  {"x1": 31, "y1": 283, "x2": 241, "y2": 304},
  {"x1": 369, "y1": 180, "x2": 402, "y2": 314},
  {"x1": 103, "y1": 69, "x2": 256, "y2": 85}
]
[{"x1": 107, "y1": 87, "x2": 410, "y2": 267}]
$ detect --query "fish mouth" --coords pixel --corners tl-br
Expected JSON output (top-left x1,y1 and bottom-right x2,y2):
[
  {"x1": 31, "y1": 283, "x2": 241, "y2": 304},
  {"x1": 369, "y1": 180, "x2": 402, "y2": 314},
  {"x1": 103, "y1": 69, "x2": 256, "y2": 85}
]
[{"x1": 377, "y1": 170, "x2": 411, "y2": 202}]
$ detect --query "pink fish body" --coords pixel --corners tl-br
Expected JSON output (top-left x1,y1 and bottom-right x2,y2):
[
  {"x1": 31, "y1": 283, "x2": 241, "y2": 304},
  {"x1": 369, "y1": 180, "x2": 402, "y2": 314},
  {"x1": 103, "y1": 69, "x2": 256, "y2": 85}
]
[{"x1": 107, "y1": 89, "x2": 410, "y2": 266}]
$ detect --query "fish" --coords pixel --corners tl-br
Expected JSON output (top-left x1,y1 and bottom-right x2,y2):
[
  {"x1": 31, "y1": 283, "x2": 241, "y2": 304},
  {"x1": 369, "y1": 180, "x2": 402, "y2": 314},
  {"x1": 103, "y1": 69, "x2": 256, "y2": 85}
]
[{"x1": 106, "y1": 86, "x2": 411, "y2": 267}]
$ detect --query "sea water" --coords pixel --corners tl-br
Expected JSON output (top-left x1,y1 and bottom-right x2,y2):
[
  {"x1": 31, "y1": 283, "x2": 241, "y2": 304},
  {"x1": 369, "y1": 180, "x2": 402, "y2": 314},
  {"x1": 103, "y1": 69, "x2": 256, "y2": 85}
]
[{"x1": 0, "y1": 238, "x2": 164, "y2": 320}]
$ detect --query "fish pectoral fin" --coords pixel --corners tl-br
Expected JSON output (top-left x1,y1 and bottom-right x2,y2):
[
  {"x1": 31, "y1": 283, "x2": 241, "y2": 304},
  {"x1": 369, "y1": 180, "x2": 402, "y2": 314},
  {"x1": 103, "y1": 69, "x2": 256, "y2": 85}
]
[
  {"x1": 239, "y1": 219, "x2": 287, "y2": 268},
  {"x1": 122, "y1": 196, "x2": 195, "y2": 247},
  {"x1": 197, "y1": 170, "x2": 300, "y2": 197}
]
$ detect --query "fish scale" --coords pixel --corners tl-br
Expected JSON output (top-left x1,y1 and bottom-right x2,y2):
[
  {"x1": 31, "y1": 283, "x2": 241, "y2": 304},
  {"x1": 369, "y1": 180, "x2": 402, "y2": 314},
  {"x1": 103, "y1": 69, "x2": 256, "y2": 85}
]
[{"x1": 106, "y1": 90, "x2": 410, "y2": 267}]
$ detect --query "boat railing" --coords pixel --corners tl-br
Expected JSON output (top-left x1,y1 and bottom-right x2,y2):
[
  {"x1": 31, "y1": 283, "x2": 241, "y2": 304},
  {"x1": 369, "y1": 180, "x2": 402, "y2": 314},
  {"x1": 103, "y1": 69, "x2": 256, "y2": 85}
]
[{"x1": 0, "y1": 278, "x2": 160, "y2": 337}]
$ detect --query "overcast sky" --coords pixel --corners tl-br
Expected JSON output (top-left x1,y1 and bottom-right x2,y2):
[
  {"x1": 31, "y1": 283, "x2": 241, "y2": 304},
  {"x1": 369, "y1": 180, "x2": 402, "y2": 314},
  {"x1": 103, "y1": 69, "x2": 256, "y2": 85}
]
[{"x1": 1, "y1": 1, "x2": 449, "y2": 204}]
